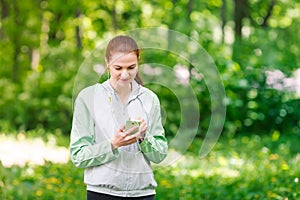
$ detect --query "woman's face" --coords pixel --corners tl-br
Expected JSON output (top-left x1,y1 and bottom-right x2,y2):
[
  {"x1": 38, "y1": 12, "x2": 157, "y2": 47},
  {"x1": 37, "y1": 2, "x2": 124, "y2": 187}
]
[{"x1": 108, "y1": 52, "x2": 138, "y2": 88}]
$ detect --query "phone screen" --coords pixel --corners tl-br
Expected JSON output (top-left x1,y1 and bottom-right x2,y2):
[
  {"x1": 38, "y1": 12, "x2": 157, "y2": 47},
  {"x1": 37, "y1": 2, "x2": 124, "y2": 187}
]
[{"x1": 125, "y1": 120, "x2": 141, "y2": 134}]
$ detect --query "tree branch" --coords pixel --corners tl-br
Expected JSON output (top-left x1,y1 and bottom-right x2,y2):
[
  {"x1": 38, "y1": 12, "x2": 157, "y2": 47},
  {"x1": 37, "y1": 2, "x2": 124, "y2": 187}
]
[{"x1": 261, "y1": 0, "x2": 276, "y2": 28}]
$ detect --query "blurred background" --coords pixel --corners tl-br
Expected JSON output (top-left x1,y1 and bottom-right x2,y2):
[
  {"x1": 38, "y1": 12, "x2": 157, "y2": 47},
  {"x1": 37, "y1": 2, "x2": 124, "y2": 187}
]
[{"x1": 0, "y1": 0, "x2": 299, "y2": 199}]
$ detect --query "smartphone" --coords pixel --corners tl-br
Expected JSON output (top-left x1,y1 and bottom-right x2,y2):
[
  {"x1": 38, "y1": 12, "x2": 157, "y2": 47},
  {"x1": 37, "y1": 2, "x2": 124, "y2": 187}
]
[{"x1": 125, "y1": 120, "x2": 141, "y2": 135}]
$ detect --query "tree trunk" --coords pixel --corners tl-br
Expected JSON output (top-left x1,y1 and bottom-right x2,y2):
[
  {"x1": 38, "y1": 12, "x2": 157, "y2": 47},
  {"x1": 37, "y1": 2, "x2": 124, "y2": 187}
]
[
  {"x1": 187, "y1": 0, "x2": 194, "y2": 80},
  {"x1": 233, "y1": 0, "x2": 248, "y2": 40},
  {"x1": 221, "y1": 0, "x2": 227, "y2": 43},
  {"x1": 111, "y1": 0, "x2": 119, "y2": 31},
  {"x1": 75, "y1": 9, "x2": 82, "y2": 49},
  {"x1": 12, "y1": 2, "x2": 21, "y2": 82},
  {"x1": 0, "y1": 0, "x2": 9, "y2": 39},
  {"x1": 187, "y1": 0, "x2": 193, "y2": 22},
  {"x1": 12, "y1": 42, "x2": 20, "y2": 82},
  {"x1": 0, "y1": 0, "x2": 9, "y2": 19}
]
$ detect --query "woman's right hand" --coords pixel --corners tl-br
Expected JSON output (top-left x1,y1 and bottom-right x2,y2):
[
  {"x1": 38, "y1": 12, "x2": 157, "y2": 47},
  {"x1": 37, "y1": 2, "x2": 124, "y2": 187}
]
[{"x1": 111, "y1": 125, "x2": 139, "y2": 149}]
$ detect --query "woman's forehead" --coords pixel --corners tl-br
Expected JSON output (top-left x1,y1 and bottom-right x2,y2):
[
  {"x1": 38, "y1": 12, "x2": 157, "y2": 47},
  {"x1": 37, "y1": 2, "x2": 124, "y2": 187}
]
[{"x1": 109, "y1": 52, "x2": 138, "y2": 66}]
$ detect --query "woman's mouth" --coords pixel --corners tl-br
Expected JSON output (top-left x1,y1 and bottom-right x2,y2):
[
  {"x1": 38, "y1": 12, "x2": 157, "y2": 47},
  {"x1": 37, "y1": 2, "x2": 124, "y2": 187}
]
[{"x1": 120, "y1": 78, "x2": 130, "y2": 82}]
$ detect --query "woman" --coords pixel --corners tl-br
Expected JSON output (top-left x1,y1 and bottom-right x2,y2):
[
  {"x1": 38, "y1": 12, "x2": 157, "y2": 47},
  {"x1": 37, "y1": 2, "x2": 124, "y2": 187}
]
[{"x1": 70, "y1": 35, "x2": 168, "y2": 200}]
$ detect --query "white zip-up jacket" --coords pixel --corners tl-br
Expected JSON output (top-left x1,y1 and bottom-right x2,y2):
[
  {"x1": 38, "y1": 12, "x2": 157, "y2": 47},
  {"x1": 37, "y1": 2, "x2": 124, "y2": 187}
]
[{"x1": 70, "y1": 80, "x2": 168, "y2": 197}]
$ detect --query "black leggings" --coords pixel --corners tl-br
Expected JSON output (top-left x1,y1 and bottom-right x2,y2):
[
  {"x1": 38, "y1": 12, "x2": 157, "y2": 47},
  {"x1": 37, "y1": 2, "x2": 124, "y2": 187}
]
[{"x1": 87, "y1": 191, "x2": 155, "y2": 200}]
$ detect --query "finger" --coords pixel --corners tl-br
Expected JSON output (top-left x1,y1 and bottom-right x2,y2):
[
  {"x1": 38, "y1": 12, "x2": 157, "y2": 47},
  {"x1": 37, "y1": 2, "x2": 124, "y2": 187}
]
[
  {"x1": 117, "y1": 131, "x2": 127, "y2": 138},
  {"x1": 117, "y1": 126, "x2": 125, "y2": 134},
  {"x1": 139, "y1": 123, "x2": 147, "y2": 132},
  {"x1": 136, "y1": 117, "x2": 145, "y2": 124},
  {"x1": 125, "y1": 134, "x2": 139, "y2": 142},
  {"x1": 120, "y1": 125, "x2": 125, "y2": 131},
  {"x1": 131, "y1": 131, "x2": 140, "y2": 138},
  {"x1": 140, "y1": 120, "x2": 147, "y2": 127},
  {"x1": 124, "y1": 126, "x2": 138, "y2": 135}
]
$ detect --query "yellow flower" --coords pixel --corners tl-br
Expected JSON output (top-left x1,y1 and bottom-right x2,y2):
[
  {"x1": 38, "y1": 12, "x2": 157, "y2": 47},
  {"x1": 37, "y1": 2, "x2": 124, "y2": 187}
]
[
  {"x1": 68, "y1": 188, "x2": 74, "y2": 193},
  {"x1": 36, "y1": 189, "x2": 43, "y2": 196},
  {"x1": 160, "y1": 179, "x2": 171, "y2": 188},
  {"x1": 13, "y1": 180, "x2": 18, "y2": 185},
  {"x1": 269, "y1": 153, "x2": 279, "y2": 160},
  {"x1": 65, "y1": 177, "x2": 72, "y2": 183},
  {"x1": 46, "y1": 184, "x2": 53, "y2": 190},
  {"x1": 45, "y1": 177, "x2": 60, "y2": 184},
  {"x1": 271, "y1": 177, "x2": 277, "y2": 183},
  {"x1": 281, "y1": 162, "x2": 289, "y2": 171}
]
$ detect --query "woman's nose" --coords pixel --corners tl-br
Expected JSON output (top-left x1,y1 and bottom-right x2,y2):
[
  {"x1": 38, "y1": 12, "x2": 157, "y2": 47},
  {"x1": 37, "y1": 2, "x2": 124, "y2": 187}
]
[{"x1": 121, "y1": 69, "x2": 129, "y2": 78}]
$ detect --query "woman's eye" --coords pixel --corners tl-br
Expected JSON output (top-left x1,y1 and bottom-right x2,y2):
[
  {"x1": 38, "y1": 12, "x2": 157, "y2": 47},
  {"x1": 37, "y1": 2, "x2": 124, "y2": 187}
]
[{"x1": 129, "y1": 65, "x2": 136, "y2": 69}]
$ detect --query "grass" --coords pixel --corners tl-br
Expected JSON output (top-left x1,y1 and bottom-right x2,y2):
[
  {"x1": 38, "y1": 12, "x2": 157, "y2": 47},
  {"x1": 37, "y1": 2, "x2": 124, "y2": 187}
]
[
  {"x1": 0, "y1": 131, "x2": 299, "y2": 200},
  {"x1": 155, "y1": 133, "x2": 300, "y2": 199}
]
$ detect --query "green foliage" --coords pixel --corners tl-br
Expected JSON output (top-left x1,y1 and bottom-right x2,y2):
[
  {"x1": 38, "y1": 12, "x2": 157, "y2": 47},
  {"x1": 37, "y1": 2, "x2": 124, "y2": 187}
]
[
  {"x1": 1, "y1": 1, "x2": 300, "y2": 198},
  {"x1": 0, "y1": 47, "x2": 82, "y2": 133},
  {"x1": 1, "y1": 133, "x2": 299, "y2": 199},
  {"x1": 0, "y1": 161, "x2": 85, "y2": 200},
  {"x1": 222, "y1": 63, "x2": 300, "y2": 136},
  {"x1": 155, "y1": 133, "x2": 300, "y2": 199},
  {"x1": 1, "y1": 0, "x2": 300, "y2": 137}
]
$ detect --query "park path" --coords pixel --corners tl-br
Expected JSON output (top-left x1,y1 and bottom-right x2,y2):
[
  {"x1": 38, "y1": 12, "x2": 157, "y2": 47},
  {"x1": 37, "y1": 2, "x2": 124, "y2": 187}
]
[{"x1": 0, "y1": 133, "x2": 69, "y2": 168}]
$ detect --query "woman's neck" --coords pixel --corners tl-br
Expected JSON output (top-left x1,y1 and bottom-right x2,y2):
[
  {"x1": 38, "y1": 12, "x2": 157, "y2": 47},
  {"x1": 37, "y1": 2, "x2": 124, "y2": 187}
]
[{"x1": 110, "y1": 80, "x2": 131, "y2": 105}]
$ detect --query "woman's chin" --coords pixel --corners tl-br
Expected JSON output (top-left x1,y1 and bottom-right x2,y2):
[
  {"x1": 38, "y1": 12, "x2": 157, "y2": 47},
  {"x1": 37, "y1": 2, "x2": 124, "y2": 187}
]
[{"x1": 116, "y1": 80, "x2": 131, "y2": 87}]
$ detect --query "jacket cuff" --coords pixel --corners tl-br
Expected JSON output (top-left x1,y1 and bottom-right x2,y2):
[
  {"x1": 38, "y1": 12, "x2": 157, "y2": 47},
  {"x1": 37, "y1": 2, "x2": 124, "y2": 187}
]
[
  {"x1": 138, "y1": 138, "x2": 153, "y2": 153},
  {"x1": 108, "y1": 142, "x2": 119, "y2": 156}
]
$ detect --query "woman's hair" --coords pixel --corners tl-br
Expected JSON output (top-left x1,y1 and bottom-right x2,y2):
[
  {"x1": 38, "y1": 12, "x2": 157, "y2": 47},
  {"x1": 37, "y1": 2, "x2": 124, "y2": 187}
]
[{"x1": 105, "y1": 35, "x2": 143, "y2": 85}]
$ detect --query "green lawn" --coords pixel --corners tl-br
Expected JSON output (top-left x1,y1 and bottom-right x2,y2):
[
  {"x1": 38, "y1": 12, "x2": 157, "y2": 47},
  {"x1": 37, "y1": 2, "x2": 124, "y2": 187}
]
[{"x1": 1, "y1": 132, "x2": 299, "y2": 200}]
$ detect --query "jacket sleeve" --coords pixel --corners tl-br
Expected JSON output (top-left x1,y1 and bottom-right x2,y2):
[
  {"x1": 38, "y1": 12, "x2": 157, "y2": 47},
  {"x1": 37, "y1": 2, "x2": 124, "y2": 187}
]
[
  {"x1": 138, "y1": 95, "x2": 168, "y2": 164},
  {"x1": 69, "y1": 95, "x2": 119, "y2": 168}
]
